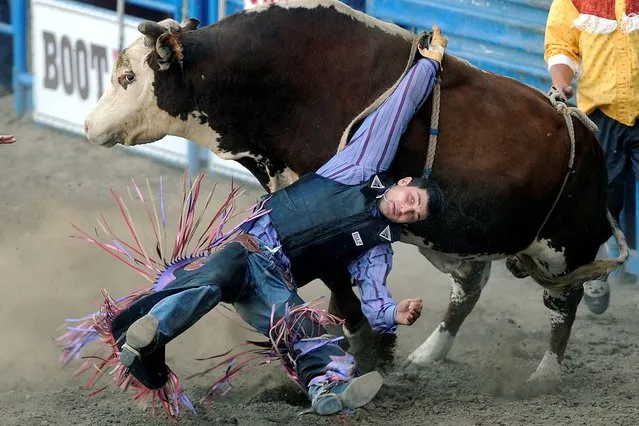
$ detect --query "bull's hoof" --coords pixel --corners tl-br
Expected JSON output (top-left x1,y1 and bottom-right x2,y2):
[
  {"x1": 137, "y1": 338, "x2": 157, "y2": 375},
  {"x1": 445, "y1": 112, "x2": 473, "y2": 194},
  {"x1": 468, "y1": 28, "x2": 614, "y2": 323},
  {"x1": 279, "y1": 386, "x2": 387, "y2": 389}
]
[
  {"x1": 524, "y1": 351, "x2": 561, "y2": 396},
  {"x1": 343, "y1": 323, "x2": 397, "y2": 373},
  {"x1": 506, "y1": 256, "x2": 529, "y2": 279},
  {"x1": 399, "y1": 358, "x2": 429, "y2": 377},
  {"x1": 404, "y1": 323, "x2": 454, "y2": 367},
  {"x1": 525, "y1": 371, "x2": 561, "y2": 396},
  {"x1": 583, "y1": 279, "x2": 610, "y2": 315}
]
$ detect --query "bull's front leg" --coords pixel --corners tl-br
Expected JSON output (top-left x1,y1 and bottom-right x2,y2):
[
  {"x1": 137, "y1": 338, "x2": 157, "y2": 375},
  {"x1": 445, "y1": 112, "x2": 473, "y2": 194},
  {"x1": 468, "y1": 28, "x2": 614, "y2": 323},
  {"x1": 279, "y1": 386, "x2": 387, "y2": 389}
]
[
  {"x1": 406, "y1": 251, "x2": 491, "y2": 367},
  {"x1": 323, "y1": 267, "x2": 397, "y2": 372},
  {"x1": 527, "y1": 286, "x2": 582, "y2": 390}
]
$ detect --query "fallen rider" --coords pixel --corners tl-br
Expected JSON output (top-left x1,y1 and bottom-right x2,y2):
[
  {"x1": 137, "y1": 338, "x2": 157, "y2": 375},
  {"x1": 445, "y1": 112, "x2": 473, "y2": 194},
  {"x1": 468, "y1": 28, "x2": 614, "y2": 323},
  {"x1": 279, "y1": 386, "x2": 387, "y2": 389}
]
[{"x1": 60, "y1": 25, "x2": 448, "y2": 420}]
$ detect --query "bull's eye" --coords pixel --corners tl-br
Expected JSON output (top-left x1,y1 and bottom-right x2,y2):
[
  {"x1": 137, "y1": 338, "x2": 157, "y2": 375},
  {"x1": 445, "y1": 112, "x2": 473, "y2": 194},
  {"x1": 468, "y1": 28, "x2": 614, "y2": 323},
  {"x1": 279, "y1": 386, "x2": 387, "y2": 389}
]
[{"x1": 118, "y1": 71, "x2": 136, "y2": 89}]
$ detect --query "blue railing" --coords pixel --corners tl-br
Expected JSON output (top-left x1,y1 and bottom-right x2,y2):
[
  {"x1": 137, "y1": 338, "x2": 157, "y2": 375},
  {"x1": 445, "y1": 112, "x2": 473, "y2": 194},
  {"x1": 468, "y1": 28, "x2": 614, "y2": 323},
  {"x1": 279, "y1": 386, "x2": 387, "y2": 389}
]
[
  {"x1": 6, "y1": 0, "x2": 31, "y2": 115},
  {"x1": 0, "y1": 8, "x2": 10, "y2": 36},
  {"x1": 366, "y1": 0, "x2": 553, "y2": 92},
  {"x1": 128, "y1": 0, "x2": 179, "y2": 13}
]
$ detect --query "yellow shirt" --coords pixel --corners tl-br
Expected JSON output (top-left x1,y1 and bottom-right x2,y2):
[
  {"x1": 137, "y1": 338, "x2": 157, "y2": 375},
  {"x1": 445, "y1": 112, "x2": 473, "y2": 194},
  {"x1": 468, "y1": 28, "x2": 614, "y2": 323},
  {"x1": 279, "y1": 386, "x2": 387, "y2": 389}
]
[{"x1": 544, "y1": 0, "x2": 639, "y2": 126}]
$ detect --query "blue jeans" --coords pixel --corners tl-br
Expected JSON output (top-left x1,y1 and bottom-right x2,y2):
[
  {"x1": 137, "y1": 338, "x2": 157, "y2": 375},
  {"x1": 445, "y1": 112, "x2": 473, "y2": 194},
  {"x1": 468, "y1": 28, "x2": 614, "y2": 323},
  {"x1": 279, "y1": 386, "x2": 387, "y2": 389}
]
[
  {"x1": 111, "y1": 235, "x2": 356, "y2": 391},
  {"x1": 589, "y1": 109, "x2": 639, "y2": 186},
  {"x1": 589, "y1": 109, "x2": 639, "y2": 252}
]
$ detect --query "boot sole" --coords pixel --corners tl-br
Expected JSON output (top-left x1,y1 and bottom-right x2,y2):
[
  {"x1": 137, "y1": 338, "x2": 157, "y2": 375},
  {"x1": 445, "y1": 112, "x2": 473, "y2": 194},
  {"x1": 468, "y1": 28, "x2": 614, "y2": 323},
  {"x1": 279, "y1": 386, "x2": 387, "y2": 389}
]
[
  {"x1": 338, "y1": 371, "x2": 383, "y2": 409},
  {"x1": 583, "y1": 281, "x2": 610, "y2": 315},
  {"x1": 125, "y1": 315, "x2": 159, "y2": 351},
  {"x1": 312, "y1": 394, "x2": 343, "y2": 416}
]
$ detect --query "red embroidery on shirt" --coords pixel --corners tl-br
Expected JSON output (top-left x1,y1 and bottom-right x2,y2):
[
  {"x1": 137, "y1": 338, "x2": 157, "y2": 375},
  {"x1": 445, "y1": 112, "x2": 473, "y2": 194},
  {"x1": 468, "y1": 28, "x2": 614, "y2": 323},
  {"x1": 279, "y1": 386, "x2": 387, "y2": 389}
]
[{"x1": 571, "y1": 0, "x2": 616, "y2": 19}]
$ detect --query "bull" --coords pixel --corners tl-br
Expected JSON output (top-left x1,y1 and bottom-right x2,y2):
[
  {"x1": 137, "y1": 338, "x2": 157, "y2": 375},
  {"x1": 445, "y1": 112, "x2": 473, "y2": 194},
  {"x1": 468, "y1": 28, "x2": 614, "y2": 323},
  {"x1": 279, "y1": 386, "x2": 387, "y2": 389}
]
[{"x1": 84, "y1": 0, "x2": 627, "y2": 388}]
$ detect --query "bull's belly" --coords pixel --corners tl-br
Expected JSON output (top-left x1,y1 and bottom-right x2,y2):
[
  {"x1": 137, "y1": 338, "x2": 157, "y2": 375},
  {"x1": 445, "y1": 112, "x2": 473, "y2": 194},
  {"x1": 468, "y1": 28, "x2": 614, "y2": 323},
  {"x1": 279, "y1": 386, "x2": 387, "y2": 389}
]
[
  {"x1": 396, "y1": 183, "x2": 560, "y2": 260},
  {"x1": 400, "y1": 230, "x2": 511, "y2": 261},
  {"x1": 399, "y1": 214, "x2": 540, "y2": 261}
]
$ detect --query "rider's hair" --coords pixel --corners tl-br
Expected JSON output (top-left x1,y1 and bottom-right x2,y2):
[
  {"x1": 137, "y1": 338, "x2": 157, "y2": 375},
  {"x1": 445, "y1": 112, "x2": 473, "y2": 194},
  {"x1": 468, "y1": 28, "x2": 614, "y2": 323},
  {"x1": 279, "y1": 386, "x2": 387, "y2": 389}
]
[{"x1": 408, "y1": 177, "x2": 444, "y2": 221}]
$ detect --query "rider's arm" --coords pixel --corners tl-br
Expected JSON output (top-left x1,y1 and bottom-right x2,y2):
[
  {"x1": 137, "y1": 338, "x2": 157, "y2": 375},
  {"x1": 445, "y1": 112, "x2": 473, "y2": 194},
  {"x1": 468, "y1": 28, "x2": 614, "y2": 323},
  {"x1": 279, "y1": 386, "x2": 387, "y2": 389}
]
[
  {"x1": 348, "y1": 244, "x2": 398, "y2": 334},
  {"x1": 318, "y1": 57, "x2": 439, "y2": 183},
  {"x1": 544, "y1": 0, "x2": 581, "y2": 84}
]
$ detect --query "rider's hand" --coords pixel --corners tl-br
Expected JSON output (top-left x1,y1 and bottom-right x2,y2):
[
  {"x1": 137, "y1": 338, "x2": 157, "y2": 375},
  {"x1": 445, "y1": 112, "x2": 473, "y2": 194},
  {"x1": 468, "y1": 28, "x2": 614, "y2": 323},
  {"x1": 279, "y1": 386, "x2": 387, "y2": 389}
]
[
  {"x1": 0, "y1": 135, "x2": 16, "y2": 145},
  {"x1": 418, "y1": 26, "x2": 447, "y2": 66},
  {"x1": 560, "y1": 85, "x2": 574, "y2": 100},
  {"x1": 395, "y1": 297, "x2": 423, "y2": 326},
  {"x1": 548, "y1": 84, "x2": 574, "y2": 103}
]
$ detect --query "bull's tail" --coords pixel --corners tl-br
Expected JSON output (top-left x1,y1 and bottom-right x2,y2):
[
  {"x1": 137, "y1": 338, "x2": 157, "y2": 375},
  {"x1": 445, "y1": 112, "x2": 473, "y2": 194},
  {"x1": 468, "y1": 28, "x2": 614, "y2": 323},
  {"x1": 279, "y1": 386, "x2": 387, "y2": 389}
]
[{"x1": 517, "y1": 209, "x2": 630, "y2": 291}]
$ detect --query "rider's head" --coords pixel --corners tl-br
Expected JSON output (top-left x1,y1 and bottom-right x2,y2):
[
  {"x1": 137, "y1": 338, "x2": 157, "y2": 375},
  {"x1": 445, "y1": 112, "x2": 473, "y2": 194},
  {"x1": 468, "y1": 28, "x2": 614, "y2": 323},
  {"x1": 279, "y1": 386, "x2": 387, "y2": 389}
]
[{"x1": 377, "y1": 177, "x2": 443, "y2": 224}]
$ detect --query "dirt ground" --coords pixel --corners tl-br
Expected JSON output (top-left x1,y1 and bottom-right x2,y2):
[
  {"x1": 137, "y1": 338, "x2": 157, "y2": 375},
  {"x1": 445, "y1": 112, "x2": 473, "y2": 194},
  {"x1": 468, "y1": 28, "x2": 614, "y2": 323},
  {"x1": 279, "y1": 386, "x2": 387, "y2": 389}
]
[{"x1": 1, "y1": 93, "x2": 639, "y2": 426}]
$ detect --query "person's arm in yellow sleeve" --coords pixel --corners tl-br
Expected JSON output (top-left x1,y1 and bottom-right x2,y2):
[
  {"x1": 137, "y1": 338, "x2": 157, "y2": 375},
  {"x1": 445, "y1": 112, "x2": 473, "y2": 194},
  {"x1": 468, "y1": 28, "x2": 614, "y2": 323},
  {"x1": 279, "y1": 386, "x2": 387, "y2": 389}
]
[{"x1": 544, "y1": 0, "x2": 581, "y2": 99}]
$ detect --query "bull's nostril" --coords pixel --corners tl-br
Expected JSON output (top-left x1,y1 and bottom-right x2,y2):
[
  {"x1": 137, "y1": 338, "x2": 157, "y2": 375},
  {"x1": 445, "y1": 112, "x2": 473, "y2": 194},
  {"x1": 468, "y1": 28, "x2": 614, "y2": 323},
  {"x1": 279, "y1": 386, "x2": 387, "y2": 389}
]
[{"x1": 83, "y1": 121, "x2": 89, "y2": 134}]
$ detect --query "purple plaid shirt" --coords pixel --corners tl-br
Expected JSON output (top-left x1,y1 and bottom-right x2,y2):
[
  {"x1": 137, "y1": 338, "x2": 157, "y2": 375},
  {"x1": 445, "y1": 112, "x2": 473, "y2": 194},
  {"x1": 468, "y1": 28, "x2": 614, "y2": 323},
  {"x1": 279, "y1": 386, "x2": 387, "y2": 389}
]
[{"x1": 245, "y1": 58, "x2": 438, "y2": 333}]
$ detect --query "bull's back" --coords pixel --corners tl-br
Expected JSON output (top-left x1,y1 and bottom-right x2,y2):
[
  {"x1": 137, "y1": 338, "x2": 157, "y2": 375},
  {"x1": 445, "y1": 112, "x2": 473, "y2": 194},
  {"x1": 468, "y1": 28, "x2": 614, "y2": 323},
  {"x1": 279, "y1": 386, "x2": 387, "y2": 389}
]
[{"x1": 214, "y1": 5, "x2": 607, "y2": 255}]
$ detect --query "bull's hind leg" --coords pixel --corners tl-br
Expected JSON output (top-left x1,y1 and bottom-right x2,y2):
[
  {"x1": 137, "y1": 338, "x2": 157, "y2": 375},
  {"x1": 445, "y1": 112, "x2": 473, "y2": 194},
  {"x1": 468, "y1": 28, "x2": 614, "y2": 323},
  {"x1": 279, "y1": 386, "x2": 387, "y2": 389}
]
[
  {"x1": 406, "y1": 249, "x2": 491, "y2": 366},
  {"x1": 323, "y1": 268, "x2": 397, "y2": 372},
  {"x1": 518, "y1": 238, "x2": 586, "y2": 389},
  {"x1": 527, "y1": 286, "x2": 582, "y2": 389}
]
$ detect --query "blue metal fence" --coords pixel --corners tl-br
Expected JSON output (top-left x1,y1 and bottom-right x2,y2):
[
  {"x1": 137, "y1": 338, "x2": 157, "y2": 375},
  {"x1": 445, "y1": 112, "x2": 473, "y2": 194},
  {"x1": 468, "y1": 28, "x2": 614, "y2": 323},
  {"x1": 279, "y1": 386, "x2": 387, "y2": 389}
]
[
  {"x1": 129, "y1": 0, "x2": 178, "y2": 14},
  {"x1": 366, "y1": 0, "x2": 553, "y2": 92},
  {"x1": 0, "y1": 3, "x2": 11, "y2": 92},
  {"x1": 5, "y1": 0, "x2": 31, "y2": 114},
  {"x1": 0, "y1": 3, "x2": 10, "y2": 39}
]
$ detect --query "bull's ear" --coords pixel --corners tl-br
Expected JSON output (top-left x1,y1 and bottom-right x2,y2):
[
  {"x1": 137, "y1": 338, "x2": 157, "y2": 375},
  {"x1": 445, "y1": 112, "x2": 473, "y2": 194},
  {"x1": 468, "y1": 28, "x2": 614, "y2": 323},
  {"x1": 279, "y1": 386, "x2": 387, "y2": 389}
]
[
  {"x1": 155, "y1": 31, "x2": 185, "y2": 71},
  {"x1": 180, "y1": 18, "x2": 200, "y2": 31}
]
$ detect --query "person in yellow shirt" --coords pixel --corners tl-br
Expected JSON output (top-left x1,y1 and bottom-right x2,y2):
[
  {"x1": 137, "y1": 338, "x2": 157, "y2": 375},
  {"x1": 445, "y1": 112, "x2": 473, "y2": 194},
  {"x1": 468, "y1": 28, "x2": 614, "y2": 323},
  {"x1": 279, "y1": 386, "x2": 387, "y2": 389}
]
[{"x1": 545, "y1": 0, "x2": 639, "y2": 315}]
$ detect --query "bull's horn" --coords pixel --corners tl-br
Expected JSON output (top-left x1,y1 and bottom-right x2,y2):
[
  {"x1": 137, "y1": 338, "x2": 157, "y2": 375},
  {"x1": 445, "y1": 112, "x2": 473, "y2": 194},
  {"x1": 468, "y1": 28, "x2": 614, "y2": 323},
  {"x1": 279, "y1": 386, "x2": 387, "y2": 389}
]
[
  {"x1": 138, "y1": 21, "x2": 166, "y2": 40},
  {"x1": 180, "y1": 18, "x2": 200, "y2": 31}
]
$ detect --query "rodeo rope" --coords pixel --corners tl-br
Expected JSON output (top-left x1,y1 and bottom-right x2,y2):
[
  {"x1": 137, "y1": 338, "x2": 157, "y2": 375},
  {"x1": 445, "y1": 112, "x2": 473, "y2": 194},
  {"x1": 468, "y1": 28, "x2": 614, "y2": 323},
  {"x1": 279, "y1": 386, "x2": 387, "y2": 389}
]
[
  {"x1": 423, "y1": 80, "x2": 441, "y2": 177},
  {"x1": 534, "y1": 88, "x2": 595, "y2": 239}
]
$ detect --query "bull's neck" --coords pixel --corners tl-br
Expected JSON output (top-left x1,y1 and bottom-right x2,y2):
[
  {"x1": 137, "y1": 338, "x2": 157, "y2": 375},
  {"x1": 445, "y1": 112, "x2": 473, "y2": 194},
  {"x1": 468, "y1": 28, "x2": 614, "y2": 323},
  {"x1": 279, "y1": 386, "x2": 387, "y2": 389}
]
[
  {"x1": 161, "y1": 30, "x2": 230, "y2": 151},
  {"x1": 177, "y1": 26, "x2": 302, "y2": 154},
  {"x1": 179, "y1": 115, "x2": 222, "y2": 151}
]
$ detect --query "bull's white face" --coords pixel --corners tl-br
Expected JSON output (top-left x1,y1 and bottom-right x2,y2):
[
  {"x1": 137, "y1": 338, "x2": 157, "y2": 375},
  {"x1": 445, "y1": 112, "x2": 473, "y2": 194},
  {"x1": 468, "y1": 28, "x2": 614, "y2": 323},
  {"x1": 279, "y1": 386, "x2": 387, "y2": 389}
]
[{"x1": 84, "y1": 20, "x2": 184, "y2": 147}]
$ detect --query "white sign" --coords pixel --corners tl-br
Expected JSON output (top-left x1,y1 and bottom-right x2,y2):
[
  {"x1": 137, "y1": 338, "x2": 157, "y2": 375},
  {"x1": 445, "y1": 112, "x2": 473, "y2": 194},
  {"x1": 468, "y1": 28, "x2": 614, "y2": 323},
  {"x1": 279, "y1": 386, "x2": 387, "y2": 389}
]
[{"x1": 31, "y1": 0, "x2": 259, "y2": 186}]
